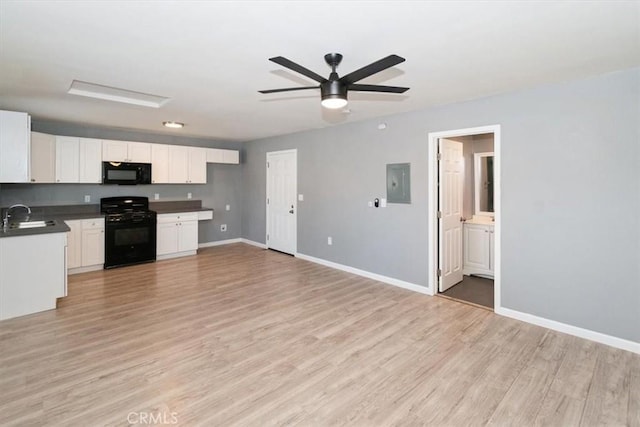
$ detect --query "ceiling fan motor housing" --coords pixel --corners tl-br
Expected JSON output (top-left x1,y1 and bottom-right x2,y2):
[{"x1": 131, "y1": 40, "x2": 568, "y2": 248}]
[{"x1": 321, "y1": 79, "x2": 347, "y2": 102}]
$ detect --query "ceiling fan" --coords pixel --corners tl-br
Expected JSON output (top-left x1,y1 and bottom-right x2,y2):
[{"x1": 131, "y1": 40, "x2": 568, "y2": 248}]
[{"x1": 259, "y1": 53, "x2": 409, "y2": 109}]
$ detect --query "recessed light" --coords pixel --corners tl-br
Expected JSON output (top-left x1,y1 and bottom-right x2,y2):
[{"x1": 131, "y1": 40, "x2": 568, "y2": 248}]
[
  {"x1": 163, "y1": 121, "x2": 184, "y2": 129},
  {"x1": 68, "y1": 80, "x2": 169, "y2": 108}
]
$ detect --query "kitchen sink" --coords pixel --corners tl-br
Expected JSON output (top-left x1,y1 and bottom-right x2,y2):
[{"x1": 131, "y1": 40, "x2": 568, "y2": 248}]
[{"x1": 8, "y1": 220, "x2": 57, "y2": 229}]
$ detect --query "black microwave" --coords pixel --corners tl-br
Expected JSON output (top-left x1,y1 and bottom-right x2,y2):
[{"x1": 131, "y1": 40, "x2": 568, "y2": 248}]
[{"x1": 102, "y1": 162, "x2": 152, "y2": 185}]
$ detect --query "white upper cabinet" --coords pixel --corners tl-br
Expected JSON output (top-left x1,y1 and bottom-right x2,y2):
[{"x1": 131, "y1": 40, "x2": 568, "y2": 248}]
[
  {"x1": 151, "y1": 143, "x2": 170, "y2": 184},
  {"x1": 79, "y1": 138, "x2": 102, "y2": 183},
  {"x1": 168, "y1": 145, "x2": 189, "y2": 183},
  {"x1": 30, "y1": 132, "x2": 56, "y2": 183},
  {"x1": 0, "y1": 110, "x2": 31, "y2": 182},
  {"x1": 206, "y1": 148, "x2": 239, "y2": 164},
  {"x1": 102, "y1": 140, "x2": 151, "y2": 163},
  {"x1": 55, "y1": 136, "x2": 80, "y2": 183},
  {"x1": 167, "y1": 145, "x2": 206, "y2": 184},
  {"x1": 188, "y1": 147, "x2": 207, "y2": 184},
  {"x1": 55, "y1": 136, "x2": 102, "y2": 183}
]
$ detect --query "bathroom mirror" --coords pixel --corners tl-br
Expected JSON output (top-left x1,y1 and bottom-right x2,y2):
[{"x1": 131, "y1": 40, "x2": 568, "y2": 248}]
[{"x1": 474, "y1": 152, "x2": 494, "y2": 216}]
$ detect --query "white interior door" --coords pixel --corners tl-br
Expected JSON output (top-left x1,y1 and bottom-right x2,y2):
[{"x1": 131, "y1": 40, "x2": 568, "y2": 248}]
[
  {"x1": 266, "y1": 150, "x2": 297, "y2": 255},
  {"x1": 439, "y1": 138, "x2": 464, "y2": 292}
]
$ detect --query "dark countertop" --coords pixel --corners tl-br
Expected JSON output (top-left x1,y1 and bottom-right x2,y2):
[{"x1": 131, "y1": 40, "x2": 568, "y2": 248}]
[
  {"x1": 0, "y1": 200, "x2": 213, "y2": 239},
  {"x1": 0, "y1": 220, "x2": 70, "y2": 239}
]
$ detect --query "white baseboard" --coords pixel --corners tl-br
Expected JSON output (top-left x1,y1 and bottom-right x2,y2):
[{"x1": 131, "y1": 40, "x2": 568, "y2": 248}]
[
  {"x1": 199, "y1": 238, "x2": 242, "y2": 248},
  {"x1": 68, "y1": 265, "x2": 103, "y2": 275},
  {"x1": 200, "y1": 241, "x2": 639, "y2": 355},
  {"x1": 496, "y1": 307, "x2": 640, "y2": 355},
  {"x1": 295, "y1": 253, "x2": 429, "y2": 295},
  {"x1": 240, "y1": 238, "x2": 267, "y2": 249},
  {"x1": 157, "y1": 250, "x2": 197, "y2": 261},
  {"x1": 199, "y1": 238, "x2": 267, "y2": 249}
]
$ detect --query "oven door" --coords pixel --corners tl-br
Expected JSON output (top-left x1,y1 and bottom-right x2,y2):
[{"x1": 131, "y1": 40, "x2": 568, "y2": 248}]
[{"x1": 104, "y1": 216, "x2": 157, "y2": 268}]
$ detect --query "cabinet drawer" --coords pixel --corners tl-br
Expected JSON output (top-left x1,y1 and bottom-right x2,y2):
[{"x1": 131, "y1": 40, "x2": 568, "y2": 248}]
[
  {"x1": 157, "y1": 212, "x2": 198, "y2": 223},
  {"x1": 81, "y1": 218, "x2": 104, "y2": 229}
]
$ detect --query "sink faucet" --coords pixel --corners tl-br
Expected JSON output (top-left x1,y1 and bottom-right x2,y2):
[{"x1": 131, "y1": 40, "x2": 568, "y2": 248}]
[{"x1": 2, "y1": 204, "x2": 31, "y2": 229}]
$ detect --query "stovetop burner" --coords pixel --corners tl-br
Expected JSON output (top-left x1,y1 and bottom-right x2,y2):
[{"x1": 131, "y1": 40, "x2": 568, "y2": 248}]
[{"x1": 101, "y1": 196, "x2": 151, "y2": 215}]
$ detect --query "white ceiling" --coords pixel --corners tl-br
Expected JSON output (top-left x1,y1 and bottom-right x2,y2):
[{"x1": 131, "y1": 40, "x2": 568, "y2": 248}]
[{"x1": 1, "y1": 1, "x2": 638, "y2": 141}]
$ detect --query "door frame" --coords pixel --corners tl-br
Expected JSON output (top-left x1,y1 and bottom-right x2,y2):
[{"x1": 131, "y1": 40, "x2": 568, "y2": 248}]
[
  {"x1": 265, "y1": 149, "x2": 298, "y2": 255},
  {"x1": 426, "y1": 125, "x2": 501, "y2": 312}
]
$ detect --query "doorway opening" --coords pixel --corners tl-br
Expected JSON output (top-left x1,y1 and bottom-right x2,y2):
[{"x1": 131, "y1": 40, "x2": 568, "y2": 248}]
[{"x1": 427, "y1": 125, "x2": 501, "y2": 311}]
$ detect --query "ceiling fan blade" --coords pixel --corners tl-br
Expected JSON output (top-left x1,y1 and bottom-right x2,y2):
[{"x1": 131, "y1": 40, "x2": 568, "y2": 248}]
[
  {"x1": 339, "y1": 54, "x2": 406, "y2": 85},
  {"x1": 348, "y1": 84, "x2": 409, "y2": 93},
  {"x1": 258, "y1": 86, "x2": 320, "y2": 94},
  {"x1": 269, "y1": 56, "x2": 327, "y2": 83}
]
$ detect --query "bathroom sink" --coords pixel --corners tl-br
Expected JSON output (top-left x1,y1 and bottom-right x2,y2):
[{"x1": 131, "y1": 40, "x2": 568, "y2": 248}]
[{"x1": 8, "y1": 220, "x2": 57, "y2": 229}]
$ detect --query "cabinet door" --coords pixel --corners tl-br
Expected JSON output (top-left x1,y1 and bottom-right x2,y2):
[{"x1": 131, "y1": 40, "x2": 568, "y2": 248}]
[
  {"x1": 168, "y1": 145, "x2": 189, "y2": 183},
  {"x1": 30, "y1": 132, "x2": 56, "y2": 183},
  {"x1": 463, "y1": 225, "x2": 491, "y2": 272},
  {"x1": 157, "y1": 222, "x2": 178, "y2": 255},
  {"x1": 151, "y1": 144, "x2": 169, "y2": 184},
  {"x1": 206, "y1": 148, "x2": 225, "y2": 163},
  {"x1": 0, "y1": 110, "x2": 30, "y2": 183},
  {"x1": 128, "y1": 142, "x2": 151, "y2": 163},
  {"x1": 66, "y1": 220, "x2": 82, "y2": 269},
  {"x1": 79, "y1": 138, "x2": 102, "y2": 183},
  {"x1": 178, "y1": 220, "x2": 198, "y2": 252},
  {"x1": 55, "y1": 136, "x2": 80, "y2": 183},
  {"x1": 81, "y1": 228, "x2": 105, "y2": 267},
  {"x1": 188, "y1": 147, "x2": 207, "y2": 184},
  {"x1": 102, "y1": 140, "x2": 129, "y2": 162},
  {"x1": 223, "y1": 150, "x2": 239, "y2": 164}
]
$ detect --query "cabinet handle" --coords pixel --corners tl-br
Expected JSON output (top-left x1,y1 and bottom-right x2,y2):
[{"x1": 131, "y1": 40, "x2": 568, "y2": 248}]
[{"x1": 31, "y1": 178, "x2": 35, "y2": 182}]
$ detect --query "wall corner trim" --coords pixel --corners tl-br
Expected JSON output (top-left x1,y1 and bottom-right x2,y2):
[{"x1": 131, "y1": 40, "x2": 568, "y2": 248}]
[
  {"x1": 496, "y1": 307, "x2": 640, "y2": 355},
  {"x1": 295, "y1": 253, "x2": 430, "y2": 295}
]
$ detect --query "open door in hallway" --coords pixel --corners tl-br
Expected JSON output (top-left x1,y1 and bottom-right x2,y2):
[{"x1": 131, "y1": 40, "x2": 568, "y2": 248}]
[{"x1": 438, "y1": 138, "x2": 464, "y2": 292}]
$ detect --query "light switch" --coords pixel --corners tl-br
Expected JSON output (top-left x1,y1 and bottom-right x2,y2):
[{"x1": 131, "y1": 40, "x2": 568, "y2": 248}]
[
  {"x1": 84, "y1": 195, "x2": 91, "y2": 203},
  {"x1": 381, "y1": 198, "x2": 387, "y2": 208},
  {"x1": 225, "y1": 204, "x2": 230, "y2": 211},
  {"x1": 187, "y1": 192, "x2": 192, "y2": 199},
  {"x1": 368, "y1": 201, "x2": 373, "y2": 207},
  {"x1": 298, "y1": 194, "x2": 304, "y2": 201},
  {"x1": 154, "y1": 193, "x2": 159, "y2": 200}
]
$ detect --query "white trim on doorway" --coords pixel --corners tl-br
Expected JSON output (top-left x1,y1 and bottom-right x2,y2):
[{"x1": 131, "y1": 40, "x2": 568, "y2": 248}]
[{"x1": 427, "y1": 125, "x2": 502, "y2": 312}]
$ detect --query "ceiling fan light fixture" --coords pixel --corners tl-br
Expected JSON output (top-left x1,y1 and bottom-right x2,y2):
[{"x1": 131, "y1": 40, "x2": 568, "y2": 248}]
[
  {"x1": 163, "y1": 121, "x2": 184, "y2": 129},
  {"x1": 321, "y1": 96, "x2": 348, "y2": 109}
]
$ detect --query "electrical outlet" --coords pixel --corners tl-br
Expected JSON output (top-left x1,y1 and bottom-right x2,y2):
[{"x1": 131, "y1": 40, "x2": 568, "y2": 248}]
[
  {"x1": 298, "y1": 194, "x2": 304, "y2": 201},
  {"x1": 368, "y1": 201, "x2": 373, "y2": 207},
  {"x1": 84, "y1": 195, "x2": 91, "y2": 203},
  {"x1": 154, "y1": 193, "x2": 159, "y2": 200},
  {"x1": 220, "y1": 224, "x2": 227, "y2": 232},
  {"x1": 327, "y1": 236, "x2": 332, "y2": 245},
  {"x1": 187, "y1": 192, "x2": 192, "y2": 199},
  {"x1": 225, "y1": 204, "x2": 230, "y2": 211}
]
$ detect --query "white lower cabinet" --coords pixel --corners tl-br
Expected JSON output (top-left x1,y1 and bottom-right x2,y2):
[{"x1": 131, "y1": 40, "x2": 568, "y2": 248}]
[
  {"x1": 157, "y1": 212, "x2": 198, "y2": 259},
  {"x1": 66, "y1": 218, "x2": 105, "y2": 273},
  {"x1": 463, "y1": 223, "x2": 494, "y2": 278},
  {"x1": 81, "y1": 219, "x2": 105, "y2": 267}
]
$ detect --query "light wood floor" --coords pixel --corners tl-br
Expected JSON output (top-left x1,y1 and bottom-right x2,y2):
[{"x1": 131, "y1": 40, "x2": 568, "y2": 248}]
[{"x1": 1, "y1": 243, "x2": 638, "y2": 426}]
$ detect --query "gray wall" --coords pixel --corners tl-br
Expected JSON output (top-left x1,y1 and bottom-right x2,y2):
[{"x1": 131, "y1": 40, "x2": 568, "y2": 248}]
[
  {"x1": 0, "y1": 121, "x2": 244, "y2": 243},
  {"x1": 242, "y1": 67, "x2": 640, "y2": 343}
]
